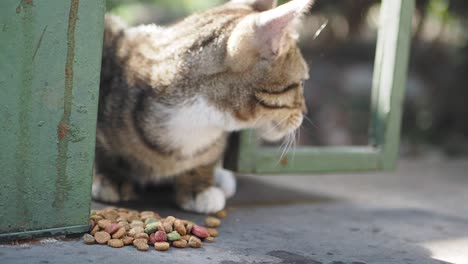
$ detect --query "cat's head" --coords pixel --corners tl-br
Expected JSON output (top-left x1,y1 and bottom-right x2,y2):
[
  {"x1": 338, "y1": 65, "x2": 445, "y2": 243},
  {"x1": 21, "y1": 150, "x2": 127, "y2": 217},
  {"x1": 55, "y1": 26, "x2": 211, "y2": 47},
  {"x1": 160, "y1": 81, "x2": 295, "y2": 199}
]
[{"x1": 171, "y1": 0, "x2": 313, "y2": 142}]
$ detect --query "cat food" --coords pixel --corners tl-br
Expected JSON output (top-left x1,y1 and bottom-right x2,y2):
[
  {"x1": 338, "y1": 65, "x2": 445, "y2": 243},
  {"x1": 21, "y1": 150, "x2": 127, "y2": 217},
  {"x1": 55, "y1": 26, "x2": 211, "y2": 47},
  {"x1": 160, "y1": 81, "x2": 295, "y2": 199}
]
[
  {"x1": 133, "y1": 238, "x2": 149, "y2": 251},
  {"x1": 207, "y1": 228, "x2": 218, "y2": 237},
  {"x1": 215, "y1": 210, "x2": 227, "y2": 219},
  {"x1": 152, "y1": 231, "x2": 167, "y2": 243},
  {"x1": 82, "y1": 233, "x2": 95, "y2": 244},
  {"x1": 172, "y1": 239, "x2": 187, "y2": 248},
  {"x1": 188, "y1": 236, "x2": 202, "y2": 248},
  {"x1": 122, "y1": 236, "x2": 134, "y2": 245},
  {"x1": 191, "y1": 225, "x2": 209, "y2": 238},
  {"x1": 154, "y1": 242, "x2": 170, "y2": 251},
  {"x1": 94, "y1": 231, "x2": 111, "y2": 244},
  {"x1": 108, "y1": 239, "x2": 124, "y2": 248},
  {"x1": 112, "y1": 227, "x2": 126, "y2": 239},
  {"x1": 105, "y1": 223, "x2": 120, "y2": 235},
  {"x1": 167, "y1": 231, "x2": 181, "y2": 242},
  {"x1": 204, "y1": 217, "x2": 221, "y2": 228},
  {"x1": 204, "y1": 236, "x2": 215, "y2": 243},
  {"x1": 83, "y1": 207, "x2": 223, "y2": 252}
]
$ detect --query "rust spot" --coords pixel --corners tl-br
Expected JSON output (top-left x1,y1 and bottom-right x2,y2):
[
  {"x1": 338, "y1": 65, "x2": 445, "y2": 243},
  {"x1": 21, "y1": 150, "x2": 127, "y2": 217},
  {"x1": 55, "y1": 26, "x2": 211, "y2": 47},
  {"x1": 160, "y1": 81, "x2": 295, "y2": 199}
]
[
  {"x1": 54, "y1": 0, "x2": 80, "y2": 223},
  {"x1": 280, "y1": 157, "x2": 288, "y2": 166},
  {"x1": 57, "y1": 122, "x2": 69, "y2": 140}
]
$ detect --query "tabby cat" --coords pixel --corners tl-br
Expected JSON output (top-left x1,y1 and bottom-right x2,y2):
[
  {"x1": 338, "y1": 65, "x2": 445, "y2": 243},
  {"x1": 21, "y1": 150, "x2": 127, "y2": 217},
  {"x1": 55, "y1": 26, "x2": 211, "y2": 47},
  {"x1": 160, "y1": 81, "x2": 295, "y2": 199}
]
[{"x1": 93, "y1": 0, "x2": 312, "y2": 213}]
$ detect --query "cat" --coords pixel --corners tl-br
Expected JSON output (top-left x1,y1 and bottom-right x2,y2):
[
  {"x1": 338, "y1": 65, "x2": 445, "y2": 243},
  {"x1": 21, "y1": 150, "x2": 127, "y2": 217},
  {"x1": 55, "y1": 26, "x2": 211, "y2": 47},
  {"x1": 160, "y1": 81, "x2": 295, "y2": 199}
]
[{"x1": 92, "y1": 0, "x2": 312, "y2": 213}]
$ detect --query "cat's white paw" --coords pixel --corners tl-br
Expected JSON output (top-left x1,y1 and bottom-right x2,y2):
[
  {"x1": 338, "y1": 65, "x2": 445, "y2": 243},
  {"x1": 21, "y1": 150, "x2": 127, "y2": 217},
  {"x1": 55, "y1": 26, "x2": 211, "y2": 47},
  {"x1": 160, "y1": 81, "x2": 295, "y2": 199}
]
[
  {"x1": 215, "y1": 167, "x2": 237, "y2": 199},
  {"x1": 92, "y1": 176, "x2": 120, "y2": 203},
  {"x1": 180, "y1": 187, "x2": 225, "y2": 214}
]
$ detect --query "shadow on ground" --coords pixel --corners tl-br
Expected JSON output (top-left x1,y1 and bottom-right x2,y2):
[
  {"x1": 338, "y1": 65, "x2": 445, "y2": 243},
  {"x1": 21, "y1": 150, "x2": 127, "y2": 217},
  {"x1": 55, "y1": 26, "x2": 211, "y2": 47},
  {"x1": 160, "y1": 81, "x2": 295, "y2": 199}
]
[{"x1": 2, "y1": 173, "x2": 466, "y2": 263}]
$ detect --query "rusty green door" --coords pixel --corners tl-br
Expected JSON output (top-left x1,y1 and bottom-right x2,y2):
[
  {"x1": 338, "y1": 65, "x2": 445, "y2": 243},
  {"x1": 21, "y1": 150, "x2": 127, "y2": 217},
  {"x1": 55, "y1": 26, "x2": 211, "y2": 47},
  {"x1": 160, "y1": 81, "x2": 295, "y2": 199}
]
[{"x1": 0, "y1": 0, "x2": 105, "y2": 239}]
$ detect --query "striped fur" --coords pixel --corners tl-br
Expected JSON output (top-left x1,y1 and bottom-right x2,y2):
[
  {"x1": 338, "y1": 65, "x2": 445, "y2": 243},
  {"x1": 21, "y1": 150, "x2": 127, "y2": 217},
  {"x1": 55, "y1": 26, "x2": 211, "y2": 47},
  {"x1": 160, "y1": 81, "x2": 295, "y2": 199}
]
[{"x1": 94, "y1": 0, "x2": 312, "y2": 213}]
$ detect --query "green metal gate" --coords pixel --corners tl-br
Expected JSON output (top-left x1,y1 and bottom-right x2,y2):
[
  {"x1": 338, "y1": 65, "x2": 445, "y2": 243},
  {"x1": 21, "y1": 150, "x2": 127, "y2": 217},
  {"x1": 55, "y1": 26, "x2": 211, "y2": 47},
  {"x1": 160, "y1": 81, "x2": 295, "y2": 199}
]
[{"x1": 0, "y1": 0, "x2": 105, "y2": 240}]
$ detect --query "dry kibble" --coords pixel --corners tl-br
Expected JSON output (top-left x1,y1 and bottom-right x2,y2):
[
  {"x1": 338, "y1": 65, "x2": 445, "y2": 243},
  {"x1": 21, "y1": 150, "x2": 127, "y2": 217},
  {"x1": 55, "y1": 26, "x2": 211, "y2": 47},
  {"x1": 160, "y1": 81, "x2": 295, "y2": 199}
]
[
  {"x1": 97, "y1": 219, "x2": 111, "y2": 229},
  {"x1": 105, "y1": 223, "x2": 120, "y2": 235},
  {"x1": 88, "y1": 219, "x2": 96, "y2": 231},
  {"x1": 145, "y1": 217, "x2": 157, "y2": 225},
  {"x1": 134, "y1": 232, "x2": 149, "y2": 240},
  {"x1": 130, "y1": 220, "x2": 144, "y2": 228},
  {"x1": 128, "y1": 226, "x2": 144, "y2": 237},
  {"x1": 112, "y1": 227, "x2": 126, "y2": 239},
  {"x1": 207, "y1": 228, "x2": 218, "y2": 237},
  {"x1": 133, "y1": 238, "x2": 149, "y2": 251},
  {"x1": 122, "y1": 236, "x2": 134, "y2": 245},
  {"x1": 188, "y1": 236, "x2": 202, "y2": 248},
  {"x1": 205, "y1": 217, "x2": 221, "y2": 228},
  {"x1": 90, "y1": 224, "x2": 100, "y2": 236},
  {"x1": 174, "y1": 219, "x2": 183, "y2": 227},
  {"x1": 157, "y1": 222, "x2": 165, "y2": 232},
  {"x1": 186, "y1": 222, "x2": 194, "y2": 233},
  {"x1": 90, "y1": 215, "x2": 103, "y2": 222},
  {"x1": 118, "y1": 221, "x2": 131, "y2": 231},
  {"x1": 86, "y1": 207, "x2": 220, "y2": 252},
  {"x1": 204, "y1": 236, "x2": 215, "y2": 243},
  {"x1": 167, "y1": 231, "x2": 181, "y2": 242},
  {"x1": 191, "y1": 225, "x2": 209, "y2": 238},
  {"x1": 95, "y1": 231, "x2": 111, "y2": 244},
  {"x1": 127, "y1": 213, "x2": 140, "y2": 222},
  {"x1": 154, "y1": 242, "x2": 170, "y2": 251},
  {"x1": 82, "y1": 234, "x2": 95, "y2": 245},
  {"x1": 165, "y1": 216, "x2": 176, "y2": 226},
  {"x1": 102, "y1": 211, "x2": 119, "y2": 221},
  {"x1": 116, "y1": 216, "x2": 128, "y2": 222},
  {"x1": 144, "y1": 222, "x2": 159, "y2": 234},
  {"x1": 108, "y1": 239, "x2": 124, "y2": 248},
  {"x1": 172, "y1": 239, "x2": 187, "y2": 248},
  {"x1": 215, "y1": 210, "x2": 227, "y2": 219},
  {"x1": 175, "y1": 223, "x2": 187, "y2": 236},
  {"x1": 153, "y1": 231, "x2": 167, "y2": 243},
  {"x1": 163, "y1": 222, "x2": 173, "y2": 233}
]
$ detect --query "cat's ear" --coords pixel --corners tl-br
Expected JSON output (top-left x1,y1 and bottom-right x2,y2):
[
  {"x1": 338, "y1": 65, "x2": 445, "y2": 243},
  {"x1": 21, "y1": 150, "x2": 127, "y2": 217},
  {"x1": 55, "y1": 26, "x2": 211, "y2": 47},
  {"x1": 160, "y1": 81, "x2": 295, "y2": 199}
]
[
  {"x1": 254, "y1": 0, "x2": 314, "y2": 56},
  {"x1": 230, "y1": 0, "x2": 277, "y2": 11},
  {"x1": 226, "y1": 0, "x2": 314, "y2": 70}
]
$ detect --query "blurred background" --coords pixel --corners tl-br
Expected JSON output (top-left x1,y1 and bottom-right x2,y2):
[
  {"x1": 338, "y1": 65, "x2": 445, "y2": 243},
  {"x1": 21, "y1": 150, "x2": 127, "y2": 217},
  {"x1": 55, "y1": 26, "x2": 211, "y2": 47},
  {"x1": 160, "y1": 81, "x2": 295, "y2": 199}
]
[{"x1": 106, "y1": 0, "x2": 468, "y2": 158}]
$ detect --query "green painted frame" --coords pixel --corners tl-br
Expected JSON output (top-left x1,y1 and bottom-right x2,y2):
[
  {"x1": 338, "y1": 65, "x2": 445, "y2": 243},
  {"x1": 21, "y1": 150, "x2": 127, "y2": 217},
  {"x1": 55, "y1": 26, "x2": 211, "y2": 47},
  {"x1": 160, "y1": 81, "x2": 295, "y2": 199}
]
[
  {"x1": 237, "y1": 0, "x2": 415, "y2": 174},
  {"x1": 0, "y1": 0, "x2": 105, "y2": 240}
]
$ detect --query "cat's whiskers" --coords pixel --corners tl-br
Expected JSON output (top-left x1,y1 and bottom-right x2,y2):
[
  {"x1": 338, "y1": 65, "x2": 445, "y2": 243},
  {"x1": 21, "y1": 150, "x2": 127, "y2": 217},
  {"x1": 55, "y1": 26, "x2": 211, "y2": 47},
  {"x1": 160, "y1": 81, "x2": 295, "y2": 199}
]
[
  {"x1": 263, "y1": 114, "x2": 292, "y2": 136},
  {"x1": 302, "y1": 115, "x2": 317, "y2": 128},
  {"x1": 277, "y1": 132, "x2": 294, "y2": 165}
]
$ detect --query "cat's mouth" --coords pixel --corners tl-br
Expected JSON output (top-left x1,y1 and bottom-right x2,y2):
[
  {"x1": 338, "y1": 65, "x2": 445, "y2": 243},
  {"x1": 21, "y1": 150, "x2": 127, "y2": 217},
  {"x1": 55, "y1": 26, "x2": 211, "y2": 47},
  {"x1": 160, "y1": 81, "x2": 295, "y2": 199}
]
[{"x1": 256, "y1": 113, "x2": 303, "y2": 142}]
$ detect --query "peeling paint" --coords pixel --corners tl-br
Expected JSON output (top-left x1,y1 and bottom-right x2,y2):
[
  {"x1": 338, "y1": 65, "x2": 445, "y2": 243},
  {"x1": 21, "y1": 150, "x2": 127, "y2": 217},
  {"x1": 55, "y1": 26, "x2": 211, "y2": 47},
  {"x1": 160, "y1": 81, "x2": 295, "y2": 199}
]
[
  {"x1": 68, "y1": 124, "x2": 87, "y2": 143},
  {"x1": 75, "y1": 104, "x2": 88, "y2": 114},
  {"x1": 54, "y1": 0, "x2": 79, "y2": 224}
]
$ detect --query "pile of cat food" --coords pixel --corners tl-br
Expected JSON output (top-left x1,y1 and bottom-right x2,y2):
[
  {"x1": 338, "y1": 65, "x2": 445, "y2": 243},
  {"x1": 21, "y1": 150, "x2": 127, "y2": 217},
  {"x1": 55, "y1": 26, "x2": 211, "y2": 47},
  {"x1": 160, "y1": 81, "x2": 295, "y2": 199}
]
[{"x1": 83, "y1": 207, "x2": 226, "y2": 251}]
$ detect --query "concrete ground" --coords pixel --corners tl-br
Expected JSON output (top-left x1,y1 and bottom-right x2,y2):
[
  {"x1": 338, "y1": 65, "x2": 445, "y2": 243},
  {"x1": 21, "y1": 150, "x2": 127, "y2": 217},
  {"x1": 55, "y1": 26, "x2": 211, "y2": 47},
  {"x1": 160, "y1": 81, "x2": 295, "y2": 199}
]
[{"x1": 1, "y1": 158, "x2": 468, "y2": 264}]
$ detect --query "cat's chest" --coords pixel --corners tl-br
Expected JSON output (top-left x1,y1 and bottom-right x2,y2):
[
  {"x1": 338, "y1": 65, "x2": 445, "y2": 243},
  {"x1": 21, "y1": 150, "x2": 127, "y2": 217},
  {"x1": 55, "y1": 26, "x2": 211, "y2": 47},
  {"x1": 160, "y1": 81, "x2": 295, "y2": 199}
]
[{"x1": 165, "y1": 98, "x2": 227, "y2": 156}]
